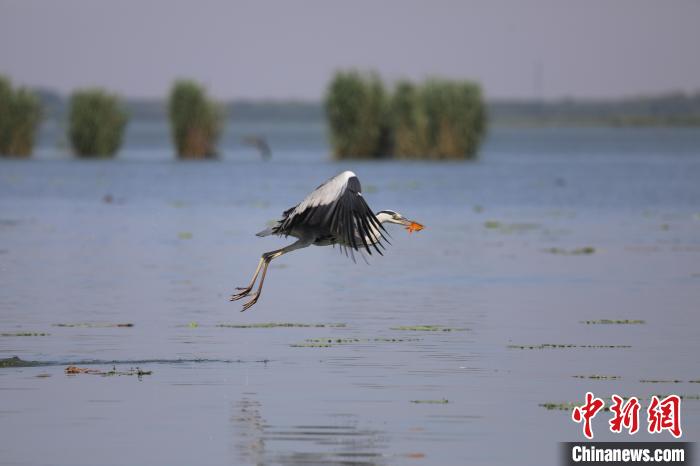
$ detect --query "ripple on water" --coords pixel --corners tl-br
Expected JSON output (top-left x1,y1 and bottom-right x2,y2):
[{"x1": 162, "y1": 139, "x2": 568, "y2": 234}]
[{"x1": 233, "y1": 397, "x2": 388, "y2": 465}]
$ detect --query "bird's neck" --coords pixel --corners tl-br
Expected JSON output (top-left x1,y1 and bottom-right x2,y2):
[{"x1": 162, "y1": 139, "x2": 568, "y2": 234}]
[{"x1": 375, "y1": 212, "x2": 393, "y2": 224}]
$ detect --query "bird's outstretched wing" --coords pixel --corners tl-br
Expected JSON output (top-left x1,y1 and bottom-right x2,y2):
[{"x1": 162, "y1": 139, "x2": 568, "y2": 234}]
[{"x1": 278, "y1": 171, "x2": 388, "y2": 256}]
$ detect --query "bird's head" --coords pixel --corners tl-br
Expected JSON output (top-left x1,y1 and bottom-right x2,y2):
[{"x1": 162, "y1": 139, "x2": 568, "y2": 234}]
[{"x1": 376, "y1": 210, "x2": 424, "y2": 233}]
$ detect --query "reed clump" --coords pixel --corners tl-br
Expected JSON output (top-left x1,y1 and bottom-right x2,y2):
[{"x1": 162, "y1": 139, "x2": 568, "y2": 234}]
[
  {"x1": 0, "y1": 76, "x2": 42, "y2": 158},
  {"x1": 325, "y1": 71, "x2": 486, "y2": 160},
  {"x1": 324, "y1": 71, "x2": 392, "y2": 159},
  {"x1": 391, "y1": 80, "x2": 429, "y2": 157},
  {"x1": 68, "y1": 89, "x2": 127, "y2": 158},
  {"x1": 414, "y1": 78, "x2": 486, "y2": 159},
  {"x1": 168, "y1": 80, "x2": 222, "y2": 159}
]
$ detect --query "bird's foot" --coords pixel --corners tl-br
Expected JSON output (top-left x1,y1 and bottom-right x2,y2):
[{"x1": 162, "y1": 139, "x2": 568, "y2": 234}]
[
  {"x1": 241, "y1": 293, "x2": 260, "y2": 312},
  {"x1": 229, "y1": 287, "x2": 252, "y2": 301}
]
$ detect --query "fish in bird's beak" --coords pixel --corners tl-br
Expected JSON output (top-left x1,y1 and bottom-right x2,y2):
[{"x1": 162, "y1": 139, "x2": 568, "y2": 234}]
[{"x1": 399, "y1": 217, "x2": 424, "y2": 233}]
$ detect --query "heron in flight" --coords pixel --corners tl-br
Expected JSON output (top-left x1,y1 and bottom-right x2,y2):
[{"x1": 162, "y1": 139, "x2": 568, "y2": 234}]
[
  {"x1": 241, "y1": 135, "x2": 272, "y2": 160},
  {"x1": 230, "y1": 170, "x2": 424, "y2": 311}
]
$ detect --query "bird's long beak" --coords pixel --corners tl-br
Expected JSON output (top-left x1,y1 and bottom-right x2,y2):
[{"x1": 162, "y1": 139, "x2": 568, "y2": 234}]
[{"x1": 399, "y1": 217, "x2": 424, "y2": 233}]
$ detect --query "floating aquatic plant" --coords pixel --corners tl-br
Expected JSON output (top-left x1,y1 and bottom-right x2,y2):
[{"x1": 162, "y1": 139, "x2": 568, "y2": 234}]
[
  {"x1": 508, "y1": 343, "x2": 631, "y2": 350},
  {"x1": 539, "y1": 402, "x2": 579, "y2": 411},
  {"x1": 483, "y1": 221, "x2": 540, "y2": 233},
  {"x1": 0, "y1": 332, "x2": 50, "y2": 337},
  {"x1": 391, "y1": 325, "x2": 466, "y2": 332},
  {"x1": 290, "y1": 337, "x2": 420, "y2": 347},
  {"x1": 543, "y1": 246, "x2": 596, "y2": 255},
  {"x1": 572, "y1": 375, "x2": 621, "y2": 380},
  {"x1": 306, "y1": 337, "x2": 419, "y2": 344},
  {"x1": 580, "y1": 319, "x2": 645, "y2": 325},
  {"x1": 0, "y1": 356, "x2": 44, "y2": 368},
  {"x1": 410, "y1": 399, "x2": 449, "y2": 404},
  {"x1": 53, "y1": 322, "x2": 134, "y2": 328},
  {"x1": 640, "y1": 379, "x2": 683, "y2": 384},
  {"x1": 217, "y1": 322, "x2": 346, "y2": 329},
  {"x1": 289, "y1": 343, "x2": 333, "y2": 348}
]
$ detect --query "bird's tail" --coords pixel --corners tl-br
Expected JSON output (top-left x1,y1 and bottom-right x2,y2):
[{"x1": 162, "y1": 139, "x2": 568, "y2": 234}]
[{"x1": 256, "y1": 226, "x2": 276, "y2": 237}]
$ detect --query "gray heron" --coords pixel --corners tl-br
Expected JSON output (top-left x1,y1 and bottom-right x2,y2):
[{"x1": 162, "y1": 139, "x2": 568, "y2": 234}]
[
  {"x1": 242, "y1": 135, "x2": 272, "y2": 160},
  {"x1": 230, "y1": 170, "x2": 424, "y2": 311}
]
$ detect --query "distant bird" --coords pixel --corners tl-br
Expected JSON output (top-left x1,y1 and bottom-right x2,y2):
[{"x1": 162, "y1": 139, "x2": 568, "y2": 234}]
[
  {"x1": 230, "y1": 170, "x2": 424, "y2": 311},
  {"x1": 242, "y1": 135, "x2": 271, "y2": 160}
]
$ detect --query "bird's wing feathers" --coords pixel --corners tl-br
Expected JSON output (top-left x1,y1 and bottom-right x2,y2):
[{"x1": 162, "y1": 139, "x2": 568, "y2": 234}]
[{"x1": 278, "y1": 171, "x2": 388, "y2": 255}]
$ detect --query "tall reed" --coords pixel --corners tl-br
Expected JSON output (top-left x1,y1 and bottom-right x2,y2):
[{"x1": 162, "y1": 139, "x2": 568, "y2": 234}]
[
  {"x1": 68, "y1": 89, "x2": 127, "y2": 158},
  {"x1": 325, "y1": 71, "x2": 486, "y2": 160},
  {"x1": 0, "y1": 76, "x2": 42, "y2": 158},
  {"x1": 324, "y1": 71, "x2": 392, "y2": 159},
  {"x1": 168, "y1": 80, "x2": 222, "y2": 159},
  {"x1": 390, "y1": 81, "x2": 429, "y2": 158},
  {"x1": 419, "y1": 78, "x2": 485, "y2": 159}
]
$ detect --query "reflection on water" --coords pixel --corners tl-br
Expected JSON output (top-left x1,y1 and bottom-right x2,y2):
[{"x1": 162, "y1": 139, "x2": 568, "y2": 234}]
[
  {"x1": 234, "y1": 397, "x2": 267, "y2": 465},
  {"x1": 1, "y1": 126, "x2": 699, "y2": 465},
  {"x1": 233, "y1": 395, "x2": 387, "y2": 466}
]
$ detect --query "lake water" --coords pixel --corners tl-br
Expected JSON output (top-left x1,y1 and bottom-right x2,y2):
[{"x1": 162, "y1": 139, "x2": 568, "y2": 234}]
[{"x1": 1, "y1": 122, "x2": 699, "y2": 465}]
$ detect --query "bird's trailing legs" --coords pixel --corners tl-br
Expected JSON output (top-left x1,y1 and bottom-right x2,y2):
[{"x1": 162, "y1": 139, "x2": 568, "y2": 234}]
[
  {"x1": 229, "y1": 258, "x2": 265, "y2": 301},
  {"x1": 230, "y1": 239, "x2": 310, "y2": 311}
]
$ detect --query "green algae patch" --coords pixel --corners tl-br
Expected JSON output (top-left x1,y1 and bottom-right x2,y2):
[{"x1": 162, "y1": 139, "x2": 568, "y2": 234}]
[
  {"x1": 539, "y1": 402, "x2": 578, "y2": 411},
  {"x1": 289, "y1": 343, "x2": 333, "y2": 348},
  {"x1": 0, "y1": 332, "x2": 50, "y2": 337},
  {"x1": 544, "y1": 246, "x2": 595, "y2": 255},
  {"x1": 411, "y1": 399, "x2": 449, "y2": 404},
  {"x1": 53, "y1": 322, "x2": 134, "y2": 328},
  {"x1": 541, "y1": 401, "x2": 617, "y2": 412},
  {"x1": 169, "y1": 200, "x2": 187, "y2": 208},
  {"x1": 0, "y1": 356, "x2": 44, "y2": 368},
  {"x1": 640, "y1": 379, "x2": 684, "y2": 384},
  {"x1": 391, "y1": 325, "x2": 466, "y2": 332},
  {"x1": 291, "y1": 337, "x2": 420, "y2": 347},
  {"x1": 307, "y1": 337, "x2": 419, "y2": 344},
  {"x1": 218, "y1": 322, "x2": 346, "y2": 329},
  {"x1": 581, "y1": 319, "x2": 645, "y2": 325},
  {"x1": 484, "y1": 221, "x2": 540, "y2": 233},
  {"x1": 305, "y1": 338, "x2": 362, "y2": 344},
  {"x1": 177, "y1": 232, "x2": 193, "y2": 240},
  {"x1": 509, "y1": 343, "x2": 632, "y2": 350},
  {"x1": 573, "y1": 375, "x2": 621, "y2": 380}
]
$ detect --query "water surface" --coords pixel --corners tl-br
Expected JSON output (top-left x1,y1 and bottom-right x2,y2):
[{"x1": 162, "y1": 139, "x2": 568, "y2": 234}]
[{"x1": 1, "y1": 125, "x2": 699, "y2": 465}]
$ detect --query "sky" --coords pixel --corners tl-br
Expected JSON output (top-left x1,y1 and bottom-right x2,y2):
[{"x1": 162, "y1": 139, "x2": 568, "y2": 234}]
[{"x1": 1, "y1": 0, "x2": 699, "y2": 101}]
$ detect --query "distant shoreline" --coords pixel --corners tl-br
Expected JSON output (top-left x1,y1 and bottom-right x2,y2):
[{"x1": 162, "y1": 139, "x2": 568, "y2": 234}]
[{"x1": 32, "y1": 88, "x2": 700, "y2": 127}]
